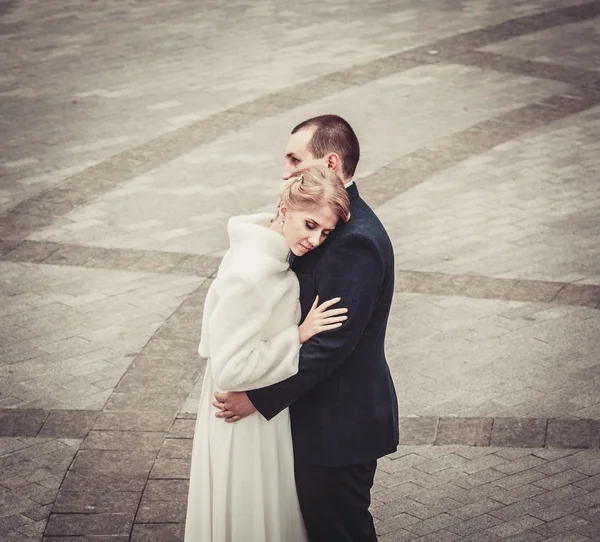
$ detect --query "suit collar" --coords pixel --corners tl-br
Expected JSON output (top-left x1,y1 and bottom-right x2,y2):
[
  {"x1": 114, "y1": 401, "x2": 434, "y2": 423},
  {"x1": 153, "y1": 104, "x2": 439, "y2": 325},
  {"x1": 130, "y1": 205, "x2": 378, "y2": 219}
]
[{"x1": 347, "y1": 182, "x2": 359, "y2": 200}]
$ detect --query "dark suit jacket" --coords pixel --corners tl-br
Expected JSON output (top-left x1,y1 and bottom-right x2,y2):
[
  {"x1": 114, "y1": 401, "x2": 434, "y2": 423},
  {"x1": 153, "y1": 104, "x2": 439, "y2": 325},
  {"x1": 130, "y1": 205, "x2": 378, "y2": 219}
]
[{"x1": 248, "y1": 183, "x2": 399, "y2": 467}]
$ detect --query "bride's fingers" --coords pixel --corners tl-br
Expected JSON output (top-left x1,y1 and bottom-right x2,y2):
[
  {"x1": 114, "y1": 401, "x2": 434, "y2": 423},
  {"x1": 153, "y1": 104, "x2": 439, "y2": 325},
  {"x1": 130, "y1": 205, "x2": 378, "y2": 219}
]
[
  {"x1": 321, "y1": 308, "x2": 348, "y2": 318},
  {"x1": 317, "y1": 297, "x2": 341, "y2": 311},
  {"x1": 322, "y1": 315, "x2": 347, "y2": 324}
]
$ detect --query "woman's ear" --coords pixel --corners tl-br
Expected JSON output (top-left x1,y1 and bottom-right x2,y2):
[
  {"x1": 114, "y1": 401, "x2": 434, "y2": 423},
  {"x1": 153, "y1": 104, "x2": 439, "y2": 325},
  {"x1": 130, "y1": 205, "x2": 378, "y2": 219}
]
[{"x1": 279, "y1": 201, "x2": 288, "y2": 218}]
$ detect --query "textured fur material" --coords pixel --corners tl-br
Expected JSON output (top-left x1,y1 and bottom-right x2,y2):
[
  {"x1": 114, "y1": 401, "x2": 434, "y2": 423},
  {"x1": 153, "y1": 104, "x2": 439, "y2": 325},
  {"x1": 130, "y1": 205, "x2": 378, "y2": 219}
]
[{"x1": 198, "y1": 213, "x2": 302, "y2": 391}]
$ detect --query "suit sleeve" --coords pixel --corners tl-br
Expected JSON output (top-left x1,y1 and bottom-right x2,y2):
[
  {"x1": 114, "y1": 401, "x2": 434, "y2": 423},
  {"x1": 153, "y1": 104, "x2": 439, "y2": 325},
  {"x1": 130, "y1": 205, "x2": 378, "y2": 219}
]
[
  {"x1": 247, "y1": 235, "x2": 384, "y2": 420},
  {"x1": 207, "y1": 273, "x2": 301, "y2": 392}
]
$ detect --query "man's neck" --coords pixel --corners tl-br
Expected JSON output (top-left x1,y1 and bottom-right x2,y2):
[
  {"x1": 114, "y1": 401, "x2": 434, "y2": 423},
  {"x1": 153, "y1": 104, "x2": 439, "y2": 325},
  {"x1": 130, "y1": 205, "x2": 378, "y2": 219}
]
[{"x1": 344, "y1": 179, "x2": 354, "y2": 188}]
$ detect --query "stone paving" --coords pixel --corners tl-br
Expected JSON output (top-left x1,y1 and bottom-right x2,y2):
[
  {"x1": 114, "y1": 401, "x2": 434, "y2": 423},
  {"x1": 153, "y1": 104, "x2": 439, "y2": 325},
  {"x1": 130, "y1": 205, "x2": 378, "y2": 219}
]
[{"x1": 1, "y1": 0, "x2": 600, "y2": 540}]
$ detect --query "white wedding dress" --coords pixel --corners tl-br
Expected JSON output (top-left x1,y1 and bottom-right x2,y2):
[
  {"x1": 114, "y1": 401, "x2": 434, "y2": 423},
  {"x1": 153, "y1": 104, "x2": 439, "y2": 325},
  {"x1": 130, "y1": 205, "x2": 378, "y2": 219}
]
[{"x1": 184, "y1": 214, "x2": 308, "y2": 542}]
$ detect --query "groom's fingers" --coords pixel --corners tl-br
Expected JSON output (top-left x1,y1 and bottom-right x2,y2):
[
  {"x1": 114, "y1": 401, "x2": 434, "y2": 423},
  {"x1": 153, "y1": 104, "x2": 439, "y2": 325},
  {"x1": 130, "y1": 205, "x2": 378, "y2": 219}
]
[{"x1": 214, "y1": 409, "x2": 240, "y2": 422}]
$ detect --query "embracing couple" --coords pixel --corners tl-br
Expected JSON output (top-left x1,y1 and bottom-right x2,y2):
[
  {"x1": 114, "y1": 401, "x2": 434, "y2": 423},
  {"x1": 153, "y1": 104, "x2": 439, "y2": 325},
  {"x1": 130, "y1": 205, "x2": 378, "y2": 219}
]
[{"x1": 184, "y1": 115, "x2": 399, "y2": 542}]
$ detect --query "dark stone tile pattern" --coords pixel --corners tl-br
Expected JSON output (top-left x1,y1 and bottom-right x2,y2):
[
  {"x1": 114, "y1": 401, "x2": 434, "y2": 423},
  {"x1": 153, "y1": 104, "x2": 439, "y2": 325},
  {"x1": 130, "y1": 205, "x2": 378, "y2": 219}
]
[
  {"x1": 125, "y1": 419, "x2": 600, "y2": 542},
  {"x1": 3, "y1": 240, "x2": 600, "y2": 309},
  {"x1": 410, "y1": 0, "x2": 600, "y2": 56},
  {"x1": 359, "y1": 87, "x2": 600, "y2": 208},
  {"x1": 41, "y1": 408, "x2": 194, "y2": 540},
  {"x1": 39, "y1": 413, "x2": 600, "y2": 540},
  {"x1": 436, "y1": 418, "x2": 494, "y2": 447},
  {"x1": 41, "y1": 280, "x2": 211, "y2": 539},
  {"x1": 4, "y1": 409, "x2": 600, "y2": 450},
  {"x1": 396, "y1": 270, "x2": 600, "y2": 309},
  {"x1": 0, "y1": 409, "x2": 49, "y2": 437},
  {"x1": 0, "y1": 239, "x2": 221, "y2": 278},
  {"x1": 451, "y1": 50, "x2": 600, "y2": 88},
  {"x1": 431, "y1": 418, "x2": 600, "y2": 449},
  {"x1": 0, "y1": 111, "x2": 261, "y2": 243}
]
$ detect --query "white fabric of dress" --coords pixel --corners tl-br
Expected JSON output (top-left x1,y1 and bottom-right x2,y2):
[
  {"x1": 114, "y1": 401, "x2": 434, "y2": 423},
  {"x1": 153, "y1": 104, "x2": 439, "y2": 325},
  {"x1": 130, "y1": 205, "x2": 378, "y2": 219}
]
[{"x1": 184, "y1": 213, "x2": 308, "y2": 542}]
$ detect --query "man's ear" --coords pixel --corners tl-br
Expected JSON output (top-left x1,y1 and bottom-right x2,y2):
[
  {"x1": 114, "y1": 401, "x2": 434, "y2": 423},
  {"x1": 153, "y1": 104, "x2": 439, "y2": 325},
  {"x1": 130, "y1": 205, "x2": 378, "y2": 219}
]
[{"x1": 326, "y1": 152, "x2": 342, "y2": 173}]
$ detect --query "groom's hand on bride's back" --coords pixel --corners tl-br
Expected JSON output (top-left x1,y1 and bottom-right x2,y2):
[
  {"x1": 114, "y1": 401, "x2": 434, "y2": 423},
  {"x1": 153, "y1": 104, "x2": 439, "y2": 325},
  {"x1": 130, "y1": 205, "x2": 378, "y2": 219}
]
[
  {"x1": 213, "y1": 391, "x2": 256, "y2": 423},
  {"x1": 213, "y1": 296, "x2": 348, "y2": 423}
]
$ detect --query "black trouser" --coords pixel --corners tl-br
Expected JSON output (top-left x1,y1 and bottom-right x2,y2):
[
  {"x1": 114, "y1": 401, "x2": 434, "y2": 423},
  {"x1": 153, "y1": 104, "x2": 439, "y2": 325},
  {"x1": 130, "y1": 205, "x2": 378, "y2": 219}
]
[{"x1": 294, "y1": 460, "x2": 378, "y2": 542}]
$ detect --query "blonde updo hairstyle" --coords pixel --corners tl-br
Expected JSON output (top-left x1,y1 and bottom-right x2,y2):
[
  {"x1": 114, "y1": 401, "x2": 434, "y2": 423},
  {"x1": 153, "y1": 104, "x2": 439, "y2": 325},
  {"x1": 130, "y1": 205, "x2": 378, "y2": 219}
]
[{"x1": 278, "y1": 165, "x2": 351, "y2": 224}]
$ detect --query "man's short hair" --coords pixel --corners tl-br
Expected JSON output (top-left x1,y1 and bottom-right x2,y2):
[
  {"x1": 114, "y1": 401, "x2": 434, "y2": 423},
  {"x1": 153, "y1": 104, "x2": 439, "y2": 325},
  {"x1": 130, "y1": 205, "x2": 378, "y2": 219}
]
[{"x1": 291, "y1": 115, "x2": 360, "y2": 179}]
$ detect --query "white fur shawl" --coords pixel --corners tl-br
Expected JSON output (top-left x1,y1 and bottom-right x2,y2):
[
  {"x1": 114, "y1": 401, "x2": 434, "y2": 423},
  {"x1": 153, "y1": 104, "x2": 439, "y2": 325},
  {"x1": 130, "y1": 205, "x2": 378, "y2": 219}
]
[{"x1": 198, "y1": 213, "x2": 301, "y2": 391}]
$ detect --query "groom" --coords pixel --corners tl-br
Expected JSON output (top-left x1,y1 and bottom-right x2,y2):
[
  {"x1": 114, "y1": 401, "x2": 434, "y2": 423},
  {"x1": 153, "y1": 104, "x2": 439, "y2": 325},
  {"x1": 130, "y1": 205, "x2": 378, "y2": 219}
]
[{"x1": 214, "y1": 114, "x2": 399, "y2": 541}]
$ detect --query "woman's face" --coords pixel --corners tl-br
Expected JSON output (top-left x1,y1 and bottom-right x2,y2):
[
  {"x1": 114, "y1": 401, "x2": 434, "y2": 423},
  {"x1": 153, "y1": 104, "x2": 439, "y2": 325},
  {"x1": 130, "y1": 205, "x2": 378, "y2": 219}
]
[{"x1": 281, "y1": 204, "x2": 338, "y2": 256}]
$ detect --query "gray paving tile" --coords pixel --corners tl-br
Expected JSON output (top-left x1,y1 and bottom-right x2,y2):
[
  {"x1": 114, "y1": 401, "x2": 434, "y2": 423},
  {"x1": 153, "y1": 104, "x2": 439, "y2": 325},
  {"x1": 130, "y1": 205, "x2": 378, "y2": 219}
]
[
  {"x1": 0, "y1": 410, "x2": 48, "y2": 437},
  {"x1": 547, "y1": 419, "x2": 600, "y2": 449},
  {"x1": 453, "y1": 50, "x2": 600, "y2": 86},
  {"x1": 436, "y1": 418, "x2": 493, "y2": 446},
  {"x1": 491, "y1": 419, "x2": 548, "y2": 448},
  {"x1": 140, "y1": 480, "x2": 189, "y2": 504},
  {"x1": 130, "y1": 522, "x2": 184, "y2": 542},
  {"x1": 554, "y1": 284, "x2": 600, "y2": 309},
  {"x1": 148, "y1": 459, "x2": 190, "y2": 480},
  {"x1": 157, "y1": 438, "x2": 193, "y2": 460},
  {"x1": 92, "y1": 411, "x2": 175, "y2": 433},
  {"x1": 1, "y1": 241, "x2": 61, "y2": 264},
  {"x1": 0, "y1": 437, "x2": 79, "y2": 541},
  {"x1": 81, "y1": 431, "x2": 165, "y2": 453},
  {"x1": 135, "y1": 501, "x2": 186, "y2": 524},
  {"x1": 52, "y1": 490, "x2": 141, "y2": 515},
  {"x1": 45, "y1": 512, "x2": 133, "y2": 536},
  {"x1": 400, "y1": 417, "x2": 439, "y2": 445},
  {"x1": 38, "y1": 411, "x2": 99, "y2": 439},
  {"x1": 486, "y1": 514, "x2": 545, "y2": 538}
]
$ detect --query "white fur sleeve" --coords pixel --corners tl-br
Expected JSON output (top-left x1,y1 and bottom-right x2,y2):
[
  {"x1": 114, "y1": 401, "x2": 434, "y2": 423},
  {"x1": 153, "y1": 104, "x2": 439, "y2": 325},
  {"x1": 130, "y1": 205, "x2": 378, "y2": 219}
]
[{"x1": 207, "y1": 274, "x2": 300, "y2": 392}]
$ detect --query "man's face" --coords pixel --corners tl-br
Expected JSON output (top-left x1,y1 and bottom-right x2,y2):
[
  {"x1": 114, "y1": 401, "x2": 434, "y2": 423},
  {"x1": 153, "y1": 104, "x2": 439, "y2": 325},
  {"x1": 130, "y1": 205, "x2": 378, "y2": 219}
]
[{"x1": 282, "y1": 127, "x2": 327, "y2": 180}]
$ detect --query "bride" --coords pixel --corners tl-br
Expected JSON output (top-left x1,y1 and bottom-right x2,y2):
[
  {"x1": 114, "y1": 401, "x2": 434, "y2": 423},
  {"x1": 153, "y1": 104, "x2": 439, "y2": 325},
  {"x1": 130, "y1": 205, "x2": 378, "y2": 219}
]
[{"x1": 184, "y1": 165, "x2": 351, "y2": 542}]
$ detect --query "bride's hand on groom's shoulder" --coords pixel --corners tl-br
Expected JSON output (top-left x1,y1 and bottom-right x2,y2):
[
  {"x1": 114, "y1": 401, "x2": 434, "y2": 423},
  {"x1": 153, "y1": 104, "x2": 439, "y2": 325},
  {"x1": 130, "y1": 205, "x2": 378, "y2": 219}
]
[
  {"x1": 213, "y1": 391, "x2": 256, "y2": 423},
  {"x1": 298, "y1": 295, "x2": 348, "y2": 344}
]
